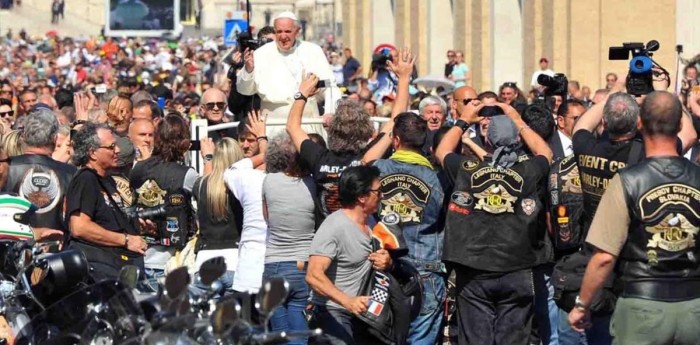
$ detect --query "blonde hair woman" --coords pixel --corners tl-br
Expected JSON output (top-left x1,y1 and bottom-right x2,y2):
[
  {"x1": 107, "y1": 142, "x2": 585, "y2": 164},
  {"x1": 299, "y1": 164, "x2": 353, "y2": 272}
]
[
  {"x1": 191, "y1": 137, "x2": 246, "y2": 297},
  {"x1": 2, "y1": 130, "x2": 24, "y2": 157}
]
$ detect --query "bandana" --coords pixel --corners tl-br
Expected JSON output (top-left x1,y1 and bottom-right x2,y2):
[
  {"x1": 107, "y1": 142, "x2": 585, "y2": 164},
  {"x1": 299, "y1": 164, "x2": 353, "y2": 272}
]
[{"x1": 487, "y1": 115, "x2": 522, "y2": 169}]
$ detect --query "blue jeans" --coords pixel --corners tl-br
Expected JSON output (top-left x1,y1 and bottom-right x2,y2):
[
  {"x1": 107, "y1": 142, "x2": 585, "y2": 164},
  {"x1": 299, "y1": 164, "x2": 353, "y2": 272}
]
[
  {"x1": 137, "y1": 268, "x2": 165, "y2": 293},
  {"x1": 189, "y1": 270, "x2": 235, "y2": 300},
  {"x1": 313, "y1": 306, "x2": 376, "y2": 345},
  {"x1": 558, "y1": 308, "x2": 612, "y2": 345},
  {"x1": 263, "y1": 261, "x2": 310, "y2": 345},
  {"x1": 533, "y1": 264, "x2": 559, "y2": 345},
  {"x1": 408, "y1": 272, "x2": 446, "y2": 345}
]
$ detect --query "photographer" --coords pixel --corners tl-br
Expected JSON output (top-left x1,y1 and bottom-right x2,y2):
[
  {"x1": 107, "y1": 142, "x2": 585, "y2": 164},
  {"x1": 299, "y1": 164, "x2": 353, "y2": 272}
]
[
  {"x1": 66, "y1": 123, "x2": 148, "y2": 281},
  {"x1": 368, "y1": 47, "x2": 416, "y2": 105},
  {"x1": 129, "y1": 114, "x2": 214, "y2": 290},
  {"x1": 237, "y1": 12, "x2": 340, "y2": 138},
  {"x1": 226, "y1": 26, "x2": 275, "y2": 122}
]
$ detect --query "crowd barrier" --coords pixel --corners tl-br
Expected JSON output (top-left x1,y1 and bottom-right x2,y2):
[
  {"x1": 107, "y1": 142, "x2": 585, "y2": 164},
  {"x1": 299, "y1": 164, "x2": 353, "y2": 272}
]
[{"x1": 189, "y1": 117, "x2": 390, "y2": 173}]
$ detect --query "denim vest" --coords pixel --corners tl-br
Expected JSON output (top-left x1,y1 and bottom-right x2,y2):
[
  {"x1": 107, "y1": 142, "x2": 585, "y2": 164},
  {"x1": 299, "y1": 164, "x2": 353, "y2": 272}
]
[{"x1": 373, "y1": 159, "x2": 445, "y2": 273}]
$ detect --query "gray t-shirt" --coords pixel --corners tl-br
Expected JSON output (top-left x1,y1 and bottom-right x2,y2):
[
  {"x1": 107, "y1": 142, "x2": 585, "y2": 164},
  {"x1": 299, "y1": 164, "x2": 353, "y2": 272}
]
[
  {"x1": 309, "y1": 210, "x2": 372, "y2": 309},
  {"x1": 262, "y1": 173, "x2": 316, "y2": 263}
]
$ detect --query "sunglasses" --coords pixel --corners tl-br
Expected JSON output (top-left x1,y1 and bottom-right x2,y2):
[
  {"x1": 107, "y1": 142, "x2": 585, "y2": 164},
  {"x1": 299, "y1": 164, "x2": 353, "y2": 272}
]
[
  {"x1": 205, "y1": 102, "x2": 226, "y2": 110},
  {"x1": 0, "y1": 157, "x2": 9, "y2": 163},
  {"x1": 0, "y1": 111, "x2": 13, "y2": 117},
  {"x1": 98, "y1": 143, "x2": 118, "y2": 151},
  {"x1": 458, "y1": 98, "x2": 476, "y2": 105}
]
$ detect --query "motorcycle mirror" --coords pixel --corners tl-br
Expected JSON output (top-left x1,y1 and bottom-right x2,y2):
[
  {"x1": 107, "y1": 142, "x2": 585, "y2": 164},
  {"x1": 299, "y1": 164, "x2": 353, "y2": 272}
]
[
  {"x1": 164, "y1": 267, "x2": 190, "y2": 300},
  {"x1": 198, "y1": 256, "x2": 227, "y2": 287},
  {"x1": 257, "y1": 277, "x2": 289, "y2": 316},
  {"x1": 211, "y1": 299, "x2": 240, "y2": 338},
  {"x1": 119, "y1": 265, "x2": 140, "y2": 290}
]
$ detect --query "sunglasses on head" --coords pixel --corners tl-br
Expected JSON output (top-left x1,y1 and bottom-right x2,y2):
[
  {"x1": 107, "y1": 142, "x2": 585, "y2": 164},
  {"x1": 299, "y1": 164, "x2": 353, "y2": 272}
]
[
  {"x1": 205, "y1": 102, "x2": 226, "y2": 110},
  {"x1": 503, "y1": 82, "x2": 517, "y2": 88}
]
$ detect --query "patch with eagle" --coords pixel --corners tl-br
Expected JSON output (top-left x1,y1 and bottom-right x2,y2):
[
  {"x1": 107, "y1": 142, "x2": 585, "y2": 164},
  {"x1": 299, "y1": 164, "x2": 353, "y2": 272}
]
[
  {"x1": 379, "y1": 173, "x2": 431, "y2": 224},
  {"x1": 19, "y1": 167, "x2": 61, "y2": 214}
]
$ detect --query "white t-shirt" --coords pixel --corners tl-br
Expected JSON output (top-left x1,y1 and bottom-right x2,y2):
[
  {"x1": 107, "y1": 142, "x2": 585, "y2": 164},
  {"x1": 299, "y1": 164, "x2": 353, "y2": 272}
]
[{"x1": 223, "y1": 158, "x2": 267, "y2": 293}]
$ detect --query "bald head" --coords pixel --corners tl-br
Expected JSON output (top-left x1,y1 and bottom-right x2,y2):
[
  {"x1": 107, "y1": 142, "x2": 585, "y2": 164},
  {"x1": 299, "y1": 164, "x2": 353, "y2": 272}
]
[
  {"x1": 201, "y1": 87, "x2": 227, "y2": 123},
  {"x1": 453, "y1": 86, "x2": 478, "y2": 117},
  {"x1": 128, "y1": 118, "x2": 155, "y2": 152},
  {"x1": 640, "y1": 91, "x2": 682, "y2": 137}
]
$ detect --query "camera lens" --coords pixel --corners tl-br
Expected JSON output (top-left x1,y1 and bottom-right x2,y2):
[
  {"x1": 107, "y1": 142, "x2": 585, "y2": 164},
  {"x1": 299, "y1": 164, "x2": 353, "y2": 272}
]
[{"x1": 634, "y1": 60, "x2": 644, "y2": 69}]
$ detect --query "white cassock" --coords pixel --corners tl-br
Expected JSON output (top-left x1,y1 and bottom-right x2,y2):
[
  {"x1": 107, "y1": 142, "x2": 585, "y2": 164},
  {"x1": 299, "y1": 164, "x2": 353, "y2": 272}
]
[{"x1": 236, "y1": 40, "x2": 341, "y2": 139}]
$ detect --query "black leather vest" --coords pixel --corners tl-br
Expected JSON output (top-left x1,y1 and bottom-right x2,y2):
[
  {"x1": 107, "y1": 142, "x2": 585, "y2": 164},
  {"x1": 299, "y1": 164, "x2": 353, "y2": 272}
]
[
  {"x1": 443, "y1": 157, "x2": 547, "y2": 272},
  {"x1": 548, "y1": 155, "x2": 586, "y2": 253},
  {"x1": 618, "y1": 157, "x2": 700, "y2": 283},
  {"x1": 192, "y1": 177, "x2": 242, "y2": 251},
  {"x1": 4, "y1": 154, "x2": 76, "y2": 232},
  {"x1": 129, "y1": 157, "x2": 195, "y2": 249}
]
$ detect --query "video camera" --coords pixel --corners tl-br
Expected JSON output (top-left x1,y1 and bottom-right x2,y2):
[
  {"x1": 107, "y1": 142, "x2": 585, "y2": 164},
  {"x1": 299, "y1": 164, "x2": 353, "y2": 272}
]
[
  {"x1": 371, "y1": 48, "x2": 393, "y2": 72},
  {"x1": 122, "y1": 194, "x2": 183, "y2": 221},
  {"x1": 536, "y1": 73, "x2": 569, "y2": 115},
  {"x1": 237, "y1": 31, "x2": 273, "y2": 53},
  {"x1": 609, "y1": 40, "x2": 660, "y2": 96}
]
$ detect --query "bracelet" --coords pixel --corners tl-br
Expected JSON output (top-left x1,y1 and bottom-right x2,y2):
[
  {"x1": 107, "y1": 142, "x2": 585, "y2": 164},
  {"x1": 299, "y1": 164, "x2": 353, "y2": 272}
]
[
  {"x1": 518, "y1": 125, "x2": 530, "y2": 135},
  {"x1": 124, "y1": 234, "x2": 129, "y2": 247},
  {"x1": 256, "y1": 136, "x2": 268, "y2": 141}
]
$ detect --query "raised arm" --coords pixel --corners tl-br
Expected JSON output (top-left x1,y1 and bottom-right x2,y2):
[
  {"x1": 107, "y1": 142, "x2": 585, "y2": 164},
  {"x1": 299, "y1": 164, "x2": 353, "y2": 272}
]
[
  {"x1": 499, "y1": 102, "x2": 553, "y2": 164},
  {"x1": 435, "y1": 100, "x2": 484, "y2": 166},
  {"x1": 246, "y1": 109, "x2": 269, "y2": 167},
  {"x1": 236, "y1": 48, "x2": 258, "y2": 96},
  {"x1": 361, "y1": 48, "x2": 416, "y2": 164},
  {"x1": 286, "y1": 74, "x2": 320, "y2": 152}
]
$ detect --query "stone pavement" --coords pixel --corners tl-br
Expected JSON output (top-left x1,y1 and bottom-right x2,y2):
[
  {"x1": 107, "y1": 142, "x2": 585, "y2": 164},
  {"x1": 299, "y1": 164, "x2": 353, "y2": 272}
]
[{"x1": 0, "y1": 3, "x2": 101, "y2": 39}]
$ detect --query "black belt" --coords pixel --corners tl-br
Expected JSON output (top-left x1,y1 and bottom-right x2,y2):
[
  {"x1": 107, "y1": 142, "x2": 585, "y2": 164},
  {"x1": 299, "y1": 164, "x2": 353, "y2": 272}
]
[{"x1": 621, "y1": 280, "x2": 700, "y2": 302}]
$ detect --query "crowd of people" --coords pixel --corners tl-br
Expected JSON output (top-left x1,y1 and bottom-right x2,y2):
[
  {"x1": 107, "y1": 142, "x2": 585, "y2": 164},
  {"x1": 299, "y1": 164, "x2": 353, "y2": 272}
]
[{"x1": 2, "y1": 7, "x2": 700, "y2": 345}]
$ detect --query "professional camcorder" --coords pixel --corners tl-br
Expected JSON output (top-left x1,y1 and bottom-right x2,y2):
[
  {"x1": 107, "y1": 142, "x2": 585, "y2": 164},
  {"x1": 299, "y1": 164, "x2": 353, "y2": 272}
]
[
  {"x1": 609, "y1": 40, "x2": 662, "y2": 96},
  {"x1": 538, "y1": 74, "x2": 569, "y2": 98},
  {"x1": 537, "y1": 73, "x2": 569, "y2": 114}
]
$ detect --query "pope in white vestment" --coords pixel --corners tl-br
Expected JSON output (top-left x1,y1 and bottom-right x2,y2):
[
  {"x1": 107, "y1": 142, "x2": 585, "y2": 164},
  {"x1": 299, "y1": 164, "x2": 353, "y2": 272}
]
[{"x1": 236, "y1": 13, "x2": 341, "y2": 139}]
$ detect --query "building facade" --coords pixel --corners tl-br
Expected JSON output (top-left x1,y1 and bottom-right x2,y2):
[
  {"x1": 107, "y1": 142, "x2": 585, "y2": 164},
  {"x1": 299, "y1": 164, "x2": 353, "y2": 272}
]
[{"x1": 342, "y1": 0, "x2": 697, "y2": 93}]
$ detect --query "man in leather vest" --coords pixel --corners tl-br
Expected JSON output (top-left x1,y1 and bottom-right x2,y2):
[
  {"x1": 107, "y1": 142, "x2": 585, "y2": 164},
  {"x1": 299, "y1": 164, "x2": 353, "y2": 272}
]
[
  {"x1": 3, "y1": 108, "x2": 75, "y2": 243},
  {"x1": 129, "y1": 115, "x2": 213, "y2": 289},
  {"x1": 436, "y1": 101, "x2": 553, "y2": 344},
  {"x1": 369, "y1": 112, "x2": 446, "y2": 344},
  {"x1": 569, "y1": 91, "x2": 700, "y2": 344}
]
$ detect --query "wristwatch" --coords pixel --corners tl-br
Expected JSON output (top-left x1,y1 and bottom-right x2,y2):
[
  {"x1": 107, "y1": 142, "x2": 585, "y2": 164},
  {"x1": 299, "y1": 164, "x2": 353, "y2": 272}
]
[
  {"x1": 574, "y1": 295, "x2": 589, "y2": 311},
  {"x1": 204, "y1": 154, "x2": 214, "y2": 162},
  {"x1": 124, "y1": 234, "x2": 129, "y2": 248},
  {"x1": 454, "y1": 119, "x2": 470, "y2": 132},
  {"x1": 293, "y1": 92, "x2": 308, "y2": 102}
]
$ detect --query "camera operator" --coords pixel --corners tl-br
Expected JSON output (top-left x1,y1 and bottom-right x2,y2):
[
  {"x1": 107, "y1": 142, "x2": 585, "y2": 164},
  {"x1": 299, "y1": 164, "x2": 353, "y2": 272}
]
[
  {"x1": 66, "y1": 123, "x2": 148, "y2": 281},
  {"x1": 129, "y1": 114, "x2": 214, "y2": 290},
  {"x1": 368, "y1": 47, "x2": 417, "y2": 105},
  {"x1": 237, "y1": 12, "x2": 340, "y2": 139},
  {"x1": 227, "y1": 26, "x2": 275, "y2": 122}
]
